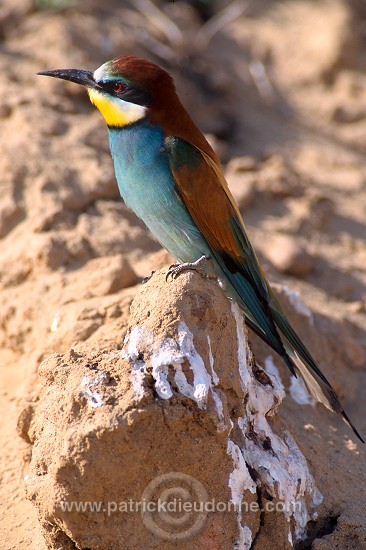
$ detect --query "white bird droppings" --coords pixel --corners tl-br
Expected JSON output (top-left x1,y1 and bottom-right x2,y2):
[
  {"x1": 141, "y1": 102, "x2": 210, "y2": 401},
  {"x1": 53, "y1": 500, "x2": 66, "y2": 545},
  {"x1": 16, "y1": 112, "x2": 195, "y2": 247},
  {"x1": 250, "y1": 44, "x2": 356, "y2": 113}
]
[
  {"x1": 231, "y1": 305, "x2": 322, "y2": 544},
  {"x1": 265, "y1": 355, "x2": 285, "y2": 400},
  {"x1": 80, "y1": 372, "x2": 107, "y2": 408},
  {"x1": 231, "y1": 303, "x2": 250, "y2": 390},
  {"x1": 123, "y1": 322, "x2": 226, "y2": 420}
]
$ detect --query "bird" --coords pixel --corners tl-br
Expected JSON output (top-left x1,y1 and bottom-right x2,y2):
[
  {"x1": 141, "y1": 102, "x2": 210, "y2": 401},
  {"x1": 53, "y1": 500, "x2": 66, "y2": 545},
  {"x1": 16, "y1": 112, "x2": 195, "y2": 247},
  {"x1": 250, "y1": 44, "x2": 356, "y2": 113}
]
[{"x1": 38, "y1": 55, "x2": 363, "y2": 443}]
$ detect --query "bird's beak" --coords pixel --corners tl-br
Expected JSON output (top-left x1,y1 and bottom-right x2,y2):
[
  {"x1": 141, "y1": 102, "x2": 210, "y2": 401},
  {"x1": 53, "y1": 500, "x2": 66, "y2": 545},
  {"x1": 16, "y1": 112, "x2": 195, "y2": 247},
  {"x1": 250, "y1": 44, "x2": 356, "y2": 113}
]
[{"x1": 37, "y1": 69, "x2": 101, "y2": 91}]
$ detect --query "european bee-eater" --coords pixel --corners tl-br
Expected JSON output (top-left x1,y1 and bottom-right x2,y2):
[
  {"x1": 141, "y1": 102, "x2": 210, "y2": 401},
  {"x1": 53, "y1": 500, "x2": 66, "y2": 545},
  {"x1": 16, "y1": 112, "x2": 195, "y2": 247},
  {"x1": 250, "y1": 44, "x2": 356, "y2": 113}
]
[{"x1": 38, "y1": 56, "x2": 363, "y2": 442}]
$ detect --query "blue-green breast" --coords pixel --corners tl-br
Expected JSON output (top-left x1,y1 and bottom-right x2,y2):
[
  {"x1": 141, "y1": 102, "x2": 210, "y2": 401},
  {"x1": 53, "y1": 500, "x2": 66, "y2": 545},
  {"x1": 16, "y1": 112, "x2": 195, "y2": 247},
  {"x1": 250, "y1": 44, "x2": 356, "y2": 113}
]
[{"x1": 108, "y1": 122, "x2": 210, "y2": 262}]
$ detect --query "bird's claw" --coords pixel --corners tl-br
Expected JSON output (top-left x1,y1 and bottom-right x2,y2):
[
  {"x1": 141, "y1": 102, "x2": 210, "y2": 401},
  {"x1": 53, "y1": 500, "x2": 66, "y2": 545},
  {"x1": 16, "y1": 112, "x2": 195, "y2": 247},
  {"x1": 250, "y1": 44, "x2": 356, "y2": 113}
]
[
  {"x1": 165, "y1": 255, "x2": 211, "y2": 282},
  {"x1": 166, "y1": 264, "x2": 183, "y2": 282}
]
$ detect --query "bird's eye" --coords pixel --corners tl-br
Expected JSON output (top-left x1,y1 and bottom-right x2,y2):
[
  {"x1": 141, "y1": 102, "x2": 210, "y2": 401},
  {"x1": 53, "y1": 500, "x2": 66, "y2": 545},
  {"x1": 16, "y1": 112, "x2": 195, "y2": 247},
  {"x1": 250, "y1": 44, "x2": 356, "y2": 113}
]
[{"x1": 113, "y1": 82, "x2": 125, "y2": 93}]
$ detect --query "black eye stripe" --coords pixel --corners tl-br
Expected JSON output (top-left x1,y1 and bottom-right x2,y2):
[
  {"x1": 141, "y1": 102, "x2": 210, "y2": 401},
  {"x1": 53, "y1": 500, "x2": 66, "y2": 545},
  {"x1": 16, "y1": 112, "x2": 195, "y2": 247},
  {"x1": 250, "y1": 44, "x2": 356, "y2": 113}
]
[
  {"x1": 99, "y1": 80, "x2": 124, "y2": 95},
  {"x1": 97, "y1": 80, "x2": 151, "y2": 107}
]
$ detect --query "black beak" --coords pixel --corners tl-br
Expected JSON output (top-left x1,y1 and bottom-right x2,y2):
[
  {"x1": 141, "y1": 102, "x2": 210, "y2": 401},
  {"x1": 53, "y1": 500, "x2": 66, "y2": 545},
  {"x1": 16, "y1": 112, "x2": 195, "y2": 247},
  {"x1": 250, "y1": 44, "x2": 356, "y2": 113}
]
[{"x1": 37, "y1": 69, "x2": 101, "y2": 90}]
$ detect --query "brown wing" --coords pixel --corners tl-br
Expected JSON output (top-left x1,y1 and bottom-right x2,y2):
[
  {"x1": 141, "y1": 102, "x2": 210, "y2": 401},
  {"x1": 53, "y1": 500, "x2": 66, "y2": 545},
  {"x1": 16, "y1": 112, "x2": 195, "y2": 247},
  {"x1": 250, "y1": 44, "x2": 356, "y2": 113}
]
[{"x1": 164, "y1": 136, "x2": 269, "y2": 298}]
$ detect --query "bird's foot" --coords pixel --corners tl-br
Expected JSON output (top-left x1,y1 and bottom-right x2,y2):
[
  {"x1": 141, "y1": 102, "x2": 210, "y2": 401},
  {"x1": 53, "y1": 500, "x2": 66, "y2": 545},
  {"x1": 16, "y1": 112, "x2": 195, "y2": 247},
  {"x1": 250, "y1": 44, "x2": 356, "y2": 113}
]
[
  {"x1": 142, "y1": 271, "x2": 156, "y2": 284},
  {"x1": 166, "y1": 255, "x2": 211, "y2": 282}
]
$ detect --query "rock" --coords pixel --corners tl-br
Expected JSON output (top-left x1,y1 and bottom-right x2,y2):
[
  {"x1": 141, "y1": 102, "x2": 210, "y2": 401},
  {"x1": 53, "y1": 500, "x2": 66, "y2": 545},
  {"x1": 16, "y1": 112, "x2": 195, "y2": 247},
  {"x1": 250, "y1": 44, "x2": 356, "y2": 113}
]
[
  {"x1": 256, "y1": 155, "x2": 302, "y2": 199},
  {"x1": 331, "y1": 105, "x2": 366, "y2": 124},
  {"x1": 70, "y1": 255, "x2": 139, "y2": 297},
  {"x1": 263, "y1": 234, "x2": 314, "y2": 278},
  {"x1": 347, "y1": 301, "x2": 366, "y2": 314},
  {"x1": 33, "y1": 234, "x2": 71, "y2": 270},
  {"x1": 23, "y1": 271, "x2": 321, "y2": 550},
  {"x1": 312, "y1": 511, "x2": 366, "y2": 549},
  {"x1": 0, "y1": 194, "x2": 24, "y2": 238}
]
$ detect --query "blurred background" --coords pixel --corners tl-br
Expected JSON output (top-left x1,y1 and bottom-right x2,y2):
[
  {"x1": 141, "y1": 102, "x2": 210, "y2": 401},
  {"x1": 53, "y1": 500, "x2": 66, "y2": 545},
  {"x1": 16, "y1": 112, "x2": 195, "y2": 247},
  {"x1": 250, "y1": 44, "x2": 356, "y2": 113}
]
[{"x1": 1, "y1": 1, "x2": 366, "y2": 547}]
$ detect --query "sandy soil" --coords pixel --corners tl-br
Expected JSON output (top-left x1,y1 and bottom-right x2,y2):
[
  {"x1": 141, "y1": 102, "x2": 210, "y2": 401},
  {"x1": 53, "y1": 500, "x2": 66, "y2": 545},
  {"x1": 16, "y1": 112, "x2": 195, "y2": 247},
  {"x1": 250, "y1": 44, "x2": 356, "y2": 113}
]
[{"x1": 0, "y1": 0, "x2": 366, "y2": 548}]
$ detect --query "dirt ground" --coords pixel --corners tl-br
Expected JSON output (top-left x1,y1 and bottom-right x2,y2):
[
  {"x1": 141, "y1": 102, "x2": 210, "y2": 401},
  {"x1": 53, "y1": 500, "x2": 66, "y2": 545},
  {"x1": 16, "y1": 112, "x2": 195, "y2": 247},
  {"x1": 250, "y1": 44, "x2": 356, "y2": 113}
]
[{"x1": 1, "y1": 0, "x2": 366, "y2": 548}]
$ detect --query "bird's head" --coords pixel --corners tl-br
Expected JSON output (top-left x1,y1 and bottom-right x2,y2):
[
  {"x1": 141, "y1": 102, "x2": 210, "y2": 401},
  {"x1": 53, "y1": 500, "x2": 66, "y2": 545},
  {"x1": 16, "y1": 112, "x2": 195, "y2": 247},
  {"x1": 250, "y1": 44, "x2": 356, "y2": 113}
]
[
  {"x1": 38, "y1": 55, "x2": 177, "y2": 128},
  {"x1": 38, "y1": 55, "x2": 217, "y2": 157}
]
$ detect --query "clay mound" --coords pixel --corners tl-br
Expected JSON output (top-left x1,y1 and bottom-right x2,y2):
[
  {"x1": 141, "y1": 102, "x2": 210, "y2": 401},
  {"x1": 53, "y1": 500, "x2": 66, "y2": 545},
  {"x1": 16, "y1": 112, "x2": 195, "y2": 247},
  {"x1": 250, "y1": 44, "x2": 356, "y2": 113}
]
[{"x1": 22, "y1": 271, "x2": 322, "y2": 550}]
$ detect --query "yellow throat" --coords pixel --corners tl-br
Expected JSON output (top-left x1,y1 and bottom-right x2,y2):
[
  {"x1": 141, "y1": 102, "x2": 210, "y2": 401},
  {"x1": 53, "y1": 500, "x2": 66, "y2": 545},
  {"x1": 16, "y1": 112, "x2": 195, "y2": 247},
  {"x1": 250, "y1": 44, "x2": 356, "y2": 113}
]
[{"x1": 87, "y1": 89, "x2": 146, "y2": 127}]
